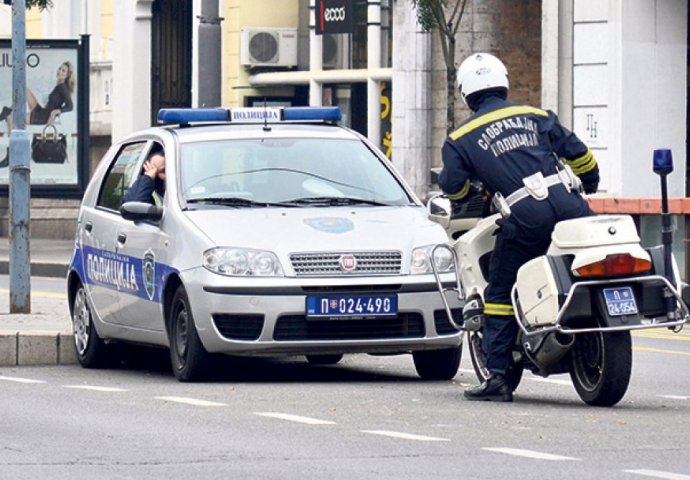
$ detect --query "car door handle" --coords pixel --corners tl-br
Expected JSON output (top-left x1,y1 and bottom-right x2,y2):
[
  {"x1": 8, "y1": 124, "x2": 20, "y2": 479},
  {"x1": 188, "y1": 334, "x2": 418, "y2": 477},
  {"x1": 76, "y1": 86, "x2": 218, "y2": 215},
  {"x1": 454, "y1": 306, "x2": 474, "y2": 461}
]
[
  {"x1": 84, "y1": 221, "x2": 93, "y2": 233},
  {"x1": 117, "y1": 233, "x2": 127, "y2": 245}
]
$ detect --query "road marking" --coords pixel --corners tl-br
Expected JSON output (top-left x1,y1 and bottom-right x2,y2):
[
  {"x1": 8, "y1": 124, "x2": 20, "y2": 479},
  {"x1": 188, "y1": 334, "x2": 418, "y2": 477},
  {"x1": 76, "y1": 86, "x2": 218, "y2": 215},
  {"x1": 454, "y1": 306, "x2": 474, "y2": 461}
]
[
  {"x1": 634, "y1": 330, "x2": 690, "y2": 340},
  {"x1": 658, "y1": 395, "x2": 690, "y2": 401},
  {"x1": 155, "y1": 396, "x2": 227, "y2": 407},
  {"x1": 484, "y1": 447, "x2": 579, "y2": 461},
  {"x1": 0, "y1": 288, "x2": 66, "y2": 299},
  {"x1": 253, "y1": 412, "x2": 336, "y2": 425},
  {"x1": 624, "y1": 469, "x2": 690, "y2": 480},
  {"x1": 63, "y1": 385, "x2": 127, "y2": 392},
  {"x1": 362, "y1": 430, "x2": 450, "y2": 442},
  {"x1": 634, "y1": 346, "x2": 690, "y2": 357},
  {"x1": 0, "y1": 375, "x2": 46, "y2": 384}
]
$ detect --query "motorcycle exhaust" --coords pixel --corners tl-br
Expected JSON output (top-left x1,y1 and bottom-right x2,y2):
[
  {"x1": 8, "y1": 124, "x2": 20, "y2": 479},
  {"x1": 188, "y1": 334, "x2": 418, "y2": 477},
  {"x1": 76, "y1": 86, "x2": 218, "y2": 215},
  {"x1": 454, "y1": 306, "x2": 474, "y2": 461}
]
[{"x1": 530, "y1": 332, "x2": 575, "y2": 368}]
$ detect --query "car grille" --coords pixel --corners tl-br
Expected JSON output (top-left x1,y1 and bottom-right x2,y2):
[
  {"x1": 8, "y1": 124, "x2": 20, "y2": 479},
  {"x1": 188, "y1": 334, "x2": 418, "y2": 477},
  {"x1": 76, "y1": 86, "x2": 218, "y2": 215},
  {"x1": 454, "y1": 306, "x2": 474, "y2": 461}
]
[
  {"x1": 290, "y1": 251, "x2": 402, "y2": 276},
  {"x1": 434, "y1": 309, "x2": 463, "y2": 335},
  {"x1": 212, "y1": 314, "x2": 264, "y2": 341},
  {"x1": 273, "y1": 313, "x2": 424, "y2": 341}
]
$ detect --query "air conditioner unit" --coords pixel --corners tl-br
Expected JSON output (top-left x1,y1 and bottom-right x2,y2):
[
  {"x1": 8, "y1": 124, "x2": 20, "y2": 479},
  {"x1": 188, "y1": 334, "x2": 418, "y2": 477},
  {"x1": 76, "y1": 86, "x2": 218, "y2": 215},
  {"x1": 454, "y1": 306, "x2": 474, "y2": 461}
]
[
  {"x1": 323, "y1": 34, "x2": 350, "y2": 69},
  {"x1": 240, "y1": 27, "x2": 298, "y2": 68}
]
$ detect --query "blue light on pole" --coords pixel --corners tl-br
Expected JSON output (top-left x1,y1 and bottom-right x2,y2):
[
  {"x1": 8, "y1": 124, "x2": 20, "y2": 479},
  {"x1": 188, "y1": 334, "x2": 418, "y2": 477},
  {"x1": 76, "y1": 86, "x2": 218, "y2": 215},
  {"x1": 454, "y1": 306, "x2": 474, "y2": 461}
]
[{"x1": 653, "y1": 148, "x2": 674, "y2": 176}]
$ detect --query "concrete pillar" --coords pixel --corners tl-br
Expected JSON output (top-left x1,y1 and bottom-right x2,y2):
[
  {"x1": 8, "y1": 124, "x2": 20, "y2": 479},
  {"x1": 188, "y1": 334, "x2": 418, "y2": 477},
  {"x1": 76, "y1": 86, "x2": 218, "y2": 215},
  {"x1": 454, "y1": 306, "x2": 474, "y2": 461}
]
[
  {"x1": 367, "y1": 0, "x2": 381, "y2": 145},
  {"x1": 112, "y1": 0, "x2": 153, "y2": 142},
  {"x1": 391, "y1": 3, "x2": 431, "y2": 197},
  {"x1": 196, "y1": 0, "x2": 222, "y2": 107}
]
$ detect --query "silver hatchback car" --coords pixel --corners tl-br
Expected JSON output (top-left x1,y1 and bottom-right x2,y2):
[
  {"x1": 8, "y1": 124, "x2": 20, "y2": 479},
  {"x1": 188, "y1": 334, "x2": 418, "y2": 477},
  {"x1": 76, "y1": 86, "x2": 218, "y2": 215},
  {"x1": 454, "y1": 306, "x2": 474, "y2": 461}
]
[{"x1": 67, "y1": 106, "x2": 462, "y2": 381}]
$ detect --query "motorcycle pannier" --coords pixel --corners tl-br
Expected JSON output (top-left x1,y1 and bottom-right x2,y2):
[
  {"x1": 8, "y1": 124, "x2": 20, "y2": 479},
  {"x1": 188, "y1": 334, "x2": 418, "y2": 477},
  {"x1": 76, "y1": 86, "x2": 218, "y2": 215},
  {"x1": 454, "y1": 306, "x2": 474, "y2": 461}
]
[{"x1": 515, "y1": 256, "x2": 560, "y2": 326}]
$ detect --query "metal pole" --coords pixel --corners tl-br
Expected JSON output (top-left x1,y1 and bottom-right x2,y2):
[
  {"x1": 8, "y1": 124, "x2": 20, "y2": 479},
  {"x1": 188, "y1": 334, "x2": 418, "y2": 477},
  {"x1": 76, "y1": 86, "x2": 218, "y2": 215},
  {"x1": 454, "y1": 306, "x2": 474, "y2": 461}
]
[
  {"x1": 659, "y1": 174, "x2": 674, "y2": 284},
  {"x1": 9, "y1": 0, "x2": 31, "y2": 313}
]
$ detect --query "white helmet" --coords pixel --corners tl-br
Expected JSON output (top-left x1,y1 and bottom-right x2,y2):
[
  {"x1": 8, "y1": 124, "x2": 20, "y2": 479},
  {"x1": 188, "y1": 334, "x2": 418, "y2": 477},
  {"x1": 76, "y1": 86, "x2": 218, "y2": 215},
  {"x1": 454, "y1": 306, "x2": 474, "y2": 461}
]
[{"x1": 457, "y1": 53, "x2": 509, "y2": 106}]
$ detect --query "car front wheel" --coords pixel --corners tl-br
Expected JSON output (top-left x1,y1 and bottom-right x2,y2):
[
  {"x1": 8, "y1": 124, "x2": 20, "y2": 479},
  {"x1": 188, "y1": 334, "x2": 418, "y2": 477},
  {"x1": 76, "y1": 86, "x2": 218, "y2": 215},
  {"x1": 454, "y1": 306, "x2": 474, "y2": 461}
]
[
  {"x1": 169, "y1": 285, "x2": 212, "y2": 382},
  {"x1": 413, "y1": 346, "x2": 462, "y2": 380}
]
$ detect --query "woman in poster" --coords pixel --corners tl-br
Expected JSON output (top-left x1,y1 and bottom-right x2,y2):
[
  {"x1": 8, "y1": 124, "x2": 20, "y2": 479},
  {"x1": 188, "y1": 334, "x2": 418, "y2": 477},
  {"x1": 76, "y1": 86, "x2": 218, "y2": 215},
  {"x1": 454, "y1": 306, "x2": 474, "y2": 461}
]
[{"x1": 0, "y1": 61, "x2": 75, "y2": 166}]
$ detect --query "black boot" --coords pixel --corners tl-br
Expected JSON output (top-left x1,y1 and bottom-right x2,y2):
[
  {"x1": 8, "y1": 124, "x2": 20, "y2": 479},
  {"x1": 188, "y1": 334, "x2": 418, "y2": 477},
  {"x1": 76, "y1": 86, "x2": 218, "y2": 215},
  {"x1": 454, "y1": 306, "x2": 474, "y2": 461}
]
[
  {"x1": 0, "y1": 106, "x2": 11, "y2": 122},
  {"x1": 464, "y1": 374, "x2": 513, "y2": 402}
]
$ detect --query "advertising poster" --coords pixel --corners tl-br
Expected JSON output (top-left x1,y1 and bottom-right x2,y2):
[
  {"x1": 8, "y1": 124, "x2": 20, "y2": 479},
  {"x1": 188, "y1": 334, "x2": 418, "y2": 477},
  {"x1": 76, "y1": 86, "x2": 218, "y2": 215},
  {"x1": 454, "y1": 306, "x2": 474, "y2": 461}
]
[{"x1": 0, "y1": 39, "x2": 86, "y2": 193}]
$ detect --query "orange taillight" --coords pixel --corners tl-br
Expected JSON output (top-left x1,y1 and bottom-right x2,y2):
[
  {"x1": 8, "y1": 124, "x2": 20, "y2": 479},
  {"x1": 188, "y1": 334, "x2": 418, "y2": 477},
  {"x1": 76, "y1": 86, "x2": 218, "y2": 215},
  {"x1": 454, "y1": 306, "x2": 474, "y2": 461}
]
[{"x1": 575, "y1": 253, "x2": 652, "y2": 277}]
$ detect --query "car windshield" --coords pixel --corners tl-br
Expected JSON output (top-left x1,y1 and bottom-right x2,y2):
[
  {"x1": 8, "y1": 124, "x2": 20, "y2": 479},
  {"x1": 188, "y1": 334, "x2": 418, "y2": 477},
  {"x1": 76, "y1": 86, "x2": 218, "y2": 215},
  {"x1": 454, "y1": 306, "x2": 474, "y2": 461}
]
[{"x1": 179, "y1": 138, "x2": 412, "y2": 207}]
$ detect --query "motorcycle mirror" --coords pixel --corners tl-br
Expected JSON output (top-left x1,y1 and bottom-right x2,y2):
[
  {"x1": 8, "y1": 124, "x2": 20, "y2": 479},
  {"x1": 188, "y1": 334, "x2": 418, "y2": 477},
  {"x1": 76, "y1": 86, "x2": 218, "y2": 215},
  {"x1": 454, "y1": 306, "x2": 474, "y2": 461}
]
[
  {"x1": 427, "y1": 194, "x2": 451, "y2": 229},
  {"x1": 653, "y1": 148, "x2": 673, "y2": 176}
]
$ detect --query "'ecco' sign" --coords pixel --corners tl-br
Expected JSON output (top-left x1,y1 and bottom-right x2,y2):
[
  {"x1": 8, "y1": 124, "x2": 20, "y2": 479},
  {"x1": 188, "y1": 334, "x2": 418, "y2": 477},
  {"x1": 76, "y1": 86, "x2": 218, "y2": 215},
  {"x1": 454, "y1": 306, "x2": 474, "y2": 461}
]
[{"x1": 316, "y1": 0, "x2": 355, "y2": 35}]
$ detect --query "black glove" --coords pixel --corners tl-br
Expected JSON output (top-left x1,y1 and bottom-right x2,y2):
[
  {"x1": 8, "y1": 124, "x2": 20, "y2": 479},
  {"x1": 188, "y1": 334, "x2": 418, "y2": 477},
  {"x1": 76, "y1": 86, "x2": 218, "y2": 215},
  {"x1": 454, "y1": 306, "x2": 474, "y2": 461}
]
[{"x1": 582, "y1": 181, "x2": 599, "y2": 194}]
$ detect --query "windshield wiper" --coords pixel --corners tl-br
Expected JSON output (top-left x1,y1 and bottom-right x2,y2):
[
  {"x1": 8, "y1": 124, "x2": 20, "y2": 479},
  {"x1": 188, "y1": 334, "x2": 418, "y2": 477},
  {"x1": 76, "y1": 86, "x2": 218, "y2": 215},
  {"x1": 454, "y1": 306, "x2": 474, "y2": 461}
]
[
  {"x1": 186, "y1": 197, "x2": 297, "y2": 208},
  {"x1": 287, "y1": 196, "x2": 392, "y2": 206}
]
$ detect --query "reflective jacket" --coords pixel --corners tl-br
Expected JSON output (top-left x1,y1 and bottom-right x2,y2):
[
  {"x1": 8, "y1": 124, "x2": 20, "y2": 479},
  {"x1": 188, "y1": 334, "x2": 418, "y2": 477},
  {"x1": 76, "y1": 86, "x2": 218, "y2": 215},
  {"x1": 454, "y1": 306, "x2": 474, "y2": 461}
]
[{"x1": 439, "y1": 96, "x2": 599, "y2": 201}]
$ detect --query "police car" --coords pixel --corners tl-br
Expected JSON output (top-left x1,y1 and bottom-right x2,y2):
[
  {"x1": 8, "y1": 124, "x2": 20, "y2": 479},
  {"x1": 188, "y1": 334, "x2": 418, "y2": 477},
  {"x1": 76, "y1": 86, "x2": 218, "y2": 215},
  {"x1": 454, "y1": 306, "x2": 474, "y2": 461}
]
[{"x1": 67, "y1": 106, "x2": 462, "y2": 381}]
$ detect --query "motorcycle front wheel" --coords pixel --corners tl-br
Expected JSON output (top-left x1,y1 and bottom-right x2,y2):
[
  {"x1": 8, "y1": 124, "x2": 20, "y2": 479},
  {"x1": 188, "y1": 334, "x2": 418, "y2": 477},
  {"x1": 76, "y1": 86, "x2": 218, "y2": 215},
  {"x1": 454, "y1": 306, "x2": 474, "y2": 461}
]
[
  {"x1": 467, "y1": 330, "x2": 523, "y2": 391},
  {"x1": 569, "y1": 331, "x2": 632, "y2": 407}
]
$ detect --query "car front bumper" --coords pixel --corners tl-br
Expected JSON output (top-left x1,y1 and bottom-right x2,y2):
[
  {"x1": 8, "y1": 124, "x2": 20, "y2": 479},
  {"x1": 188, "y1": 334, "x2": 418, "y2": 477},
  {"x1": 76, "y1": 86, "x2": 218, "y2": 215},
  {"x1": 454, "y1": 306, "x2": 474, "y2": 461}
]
[{"x1": 182, "y1": 267, "x2": 464, "y2": 356}]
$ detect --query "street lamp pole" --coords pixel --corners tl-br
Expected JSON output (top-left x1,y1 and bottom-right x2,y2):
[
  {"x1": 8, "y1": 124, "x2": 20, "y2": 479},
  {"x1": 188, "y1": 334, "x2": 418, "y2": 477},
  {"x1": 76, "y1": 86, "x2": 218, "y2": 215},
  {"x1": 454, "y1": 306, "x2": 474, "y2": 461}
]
[{"x1": 9, "y1": 0, "x2": 31, "y2": 313}]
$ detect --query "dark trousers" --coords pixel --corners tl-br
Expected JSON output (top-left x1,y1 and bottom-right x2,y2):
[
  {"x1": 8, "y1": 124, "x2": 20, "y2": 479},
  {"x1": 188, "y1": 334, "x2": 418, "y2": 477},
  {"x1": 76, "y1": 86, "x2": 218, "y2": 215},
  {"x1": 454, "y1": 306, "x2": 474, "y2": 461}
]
[{"x1": 482, "y1": 188, "x2": 592, "y2": 374}]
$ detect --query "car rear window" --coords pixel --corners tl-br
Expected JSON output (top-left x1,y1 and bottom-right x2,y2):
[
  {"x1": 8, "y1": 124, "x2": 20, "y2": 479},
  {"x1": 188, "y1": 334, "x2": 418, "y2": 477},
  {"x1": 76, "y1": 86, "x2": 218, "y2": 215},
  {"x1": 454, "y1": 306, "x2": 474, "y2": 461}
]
[{"x1": 179, "y1": 138, "x2": 411, "y2": 206}]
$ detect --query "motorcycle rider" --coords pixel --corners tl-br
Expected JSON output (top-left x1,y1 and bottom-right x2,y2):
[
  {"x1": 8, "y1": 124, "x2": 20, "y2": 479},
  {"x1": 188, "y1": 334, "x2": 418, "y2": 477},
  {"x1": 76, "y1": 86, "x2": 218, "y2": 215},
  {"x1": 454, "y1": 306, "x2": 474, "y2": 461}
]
[{"x1": 439, "y1": 53, "x2": 599, "y2": 402}]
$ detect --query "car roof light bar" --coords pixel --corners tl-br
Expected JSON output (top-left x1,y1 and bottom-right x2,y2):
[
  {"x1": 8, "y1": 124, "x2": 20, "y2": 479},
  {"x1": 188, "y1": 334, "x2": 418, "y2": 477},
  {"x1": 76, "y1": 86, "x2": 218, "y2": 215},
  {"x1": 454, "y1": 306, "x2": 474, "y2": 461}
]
[
  {"x1": 158, "y1": 108, "x2": 230, "y2": 125},
  {"x1": 157, "y1": 106, "x2": 342, "y2": 125}
]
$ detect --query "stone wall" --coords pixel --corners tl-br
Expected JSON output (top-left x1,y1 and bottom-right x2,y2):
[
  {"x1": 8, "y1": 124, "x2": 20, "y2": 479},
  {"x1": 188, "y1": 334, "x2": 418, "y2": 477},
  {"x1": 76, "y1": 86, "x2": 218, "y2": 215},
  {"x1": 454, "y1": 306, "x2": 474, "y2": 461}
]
[{"x1": 429, "y1": 0, "x2": 542, "y2": 171}]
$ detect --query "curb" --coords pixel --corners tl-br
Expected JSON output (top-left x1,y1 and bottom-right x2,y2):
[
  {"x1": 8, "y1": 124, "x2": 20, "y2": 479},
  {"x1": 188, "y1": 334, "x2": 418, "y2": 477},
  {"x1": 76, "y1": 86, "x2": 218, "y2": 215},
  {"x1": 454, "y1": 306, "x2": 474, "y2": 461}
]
[
  {"x1": 0, "y1": 331, "x2": 77, "y2": 366},
  {"x1": 0, "y1": 261, "x2": 68, "y2": 279}
]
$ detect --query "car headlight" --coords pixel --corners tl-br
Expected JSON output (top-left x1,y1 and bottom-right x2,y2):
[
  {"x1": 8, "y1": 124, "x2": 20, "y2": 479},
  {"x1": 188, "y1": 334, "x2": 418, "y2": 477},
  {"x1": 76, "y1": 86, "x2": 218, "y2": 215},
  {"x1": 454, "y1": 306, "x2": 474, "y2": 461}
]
[
  {"x1": 203, "y1": 248, "x2": 284, "y2": 276},
  {"x1": 411, "y1": 245, "x2": 454, "y2": 275}
]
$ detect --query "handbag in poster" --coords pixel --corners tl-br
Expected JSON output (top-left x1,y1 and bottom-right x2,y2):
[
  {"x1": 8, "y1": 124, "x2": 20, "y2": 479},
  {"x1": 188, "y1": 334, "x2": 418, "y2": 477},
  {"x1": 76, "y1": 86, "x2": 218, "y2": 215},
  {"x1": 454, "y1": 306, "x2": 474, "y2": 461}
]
[{"x1": 31, "y1": 124, "x2": 67, "y2": 164}]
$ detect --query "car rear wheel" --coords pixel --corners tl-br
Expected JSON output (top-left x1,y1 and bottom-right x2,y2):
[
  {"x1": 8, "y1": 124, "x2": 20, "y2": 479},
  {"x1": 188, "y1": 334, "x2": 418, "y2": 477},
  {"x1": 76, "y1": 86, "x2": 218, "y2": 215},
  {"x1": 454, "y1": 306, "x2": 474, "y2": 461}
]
[
  {"x1": 305, "y1": 354, "x2": 343, "y2": 365},
  {"x1": 169, "y1": 285, "x2": 211, "y2": 382},
  {"x1": 413, "y1": 346, "x2": 462, "y2": 380},
  {"x1": 71, "y1": 283, "x2": 110, "y2": 368}
]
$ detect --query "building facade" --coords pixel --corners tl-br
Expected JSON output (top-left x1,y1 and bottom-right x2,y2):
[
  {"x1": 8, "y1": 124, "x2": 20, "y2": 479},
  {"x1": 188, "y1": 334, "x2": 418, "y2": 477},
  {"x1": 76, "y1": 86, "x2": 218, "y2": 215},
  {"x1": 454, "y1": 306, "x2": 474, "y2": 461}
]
[{"x1": 0, "y1": 0, "x2": 687, "y2": 271}]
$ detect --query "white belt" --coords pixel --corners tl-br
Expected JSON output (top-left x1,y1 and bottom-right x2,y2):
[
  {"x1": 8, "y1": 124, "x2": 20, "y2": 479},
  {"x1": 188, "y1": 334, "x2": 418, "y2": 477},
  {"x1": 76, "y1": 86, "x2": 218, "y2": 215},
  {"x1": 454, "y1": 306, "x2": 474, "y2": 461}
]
[{"x1": 504, "y1": 172, "x2": 569, "y2": 207}]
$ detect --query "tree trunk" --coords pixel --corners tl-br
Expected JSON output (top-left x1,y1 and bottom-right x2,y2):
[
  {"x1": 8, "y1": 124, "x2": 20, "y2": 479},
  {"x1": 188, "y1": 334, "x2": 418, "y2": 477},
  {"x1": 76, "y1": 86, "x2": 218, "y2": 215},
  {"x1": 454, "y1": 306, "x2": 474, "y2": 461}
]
[{"x1": 446, "y1": 37, "x2": 457, "y2": 134}]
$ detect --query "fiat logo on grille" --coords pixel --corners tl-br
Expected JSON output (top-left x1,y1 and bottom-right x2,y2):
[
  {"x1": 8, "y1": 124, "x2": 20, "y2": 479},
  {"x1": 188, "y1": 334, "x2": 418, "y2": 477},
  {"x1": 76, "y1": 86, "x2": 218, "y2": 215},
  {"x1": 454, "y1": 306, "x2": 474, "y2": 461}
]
[{"x1": 339, "y1": 254, "x2": 357, "y2": 272}]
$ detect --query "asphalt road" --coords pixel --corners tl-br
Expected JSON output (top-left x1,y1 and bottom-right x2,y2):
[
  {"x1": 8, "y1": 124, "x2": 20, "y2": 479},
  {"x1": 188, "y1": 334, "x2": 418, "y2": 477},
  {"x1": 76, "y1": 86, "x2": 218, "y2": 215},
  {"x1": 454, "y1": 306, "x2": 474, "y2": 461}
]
[
  {"x1": 1, "y1": 276, "x2": 689, "y2": 478},
  {"x1": 1, "y1": 327, "x2": 689, "y2": 480}
]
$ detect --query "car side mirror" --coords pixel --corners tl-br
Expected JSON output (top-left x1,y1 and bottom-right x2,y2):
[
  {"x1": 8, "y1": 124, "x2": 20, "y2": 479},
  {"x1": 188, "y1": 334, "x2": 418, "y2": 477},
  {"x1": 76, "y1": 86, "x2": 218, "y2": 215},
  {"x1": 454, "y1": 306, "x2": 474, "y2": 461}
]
[{"x1": 120, "y1": 201, "x2": 163, "y2": 222}]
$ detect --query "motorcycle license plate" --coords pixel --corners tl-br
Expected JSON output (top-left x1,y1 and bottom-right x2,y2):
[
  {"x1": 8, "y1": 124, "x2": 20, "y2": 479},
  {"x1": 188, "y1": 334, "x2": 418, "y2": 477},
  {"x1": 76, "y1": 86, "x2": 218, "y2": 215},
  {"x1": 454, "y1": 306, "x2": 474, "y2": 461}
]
[
  {"x1": 306, "y1": 294, "x2": 397, "y2": 319},
  {"x1": 603, "y1": 287, "x2": 638, "y2": 316}
]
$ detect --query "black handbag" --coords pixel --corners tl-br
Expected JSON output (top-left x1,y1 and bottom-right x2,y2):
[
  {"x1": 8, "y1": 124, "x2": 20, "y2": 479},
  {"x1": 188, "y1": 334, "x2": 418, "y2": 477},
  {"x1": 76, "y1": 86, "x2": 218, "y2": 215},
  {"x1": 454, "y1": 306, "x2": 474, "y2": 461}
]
[{"x1": 31, "y1": 124, "x2": 67, "y2": 164}]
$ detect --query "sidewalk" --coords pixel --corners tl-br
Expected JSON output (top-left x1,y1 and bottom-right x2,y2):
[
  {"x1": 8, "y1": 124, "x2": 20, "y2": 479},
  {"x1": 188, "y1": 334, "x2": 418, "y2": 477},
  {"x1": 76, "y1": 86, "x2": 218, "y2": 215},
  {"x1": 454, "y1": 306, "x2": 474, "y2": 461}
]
[{"x1": 0, "y1": 237, "x2": 76, "y2": 367}]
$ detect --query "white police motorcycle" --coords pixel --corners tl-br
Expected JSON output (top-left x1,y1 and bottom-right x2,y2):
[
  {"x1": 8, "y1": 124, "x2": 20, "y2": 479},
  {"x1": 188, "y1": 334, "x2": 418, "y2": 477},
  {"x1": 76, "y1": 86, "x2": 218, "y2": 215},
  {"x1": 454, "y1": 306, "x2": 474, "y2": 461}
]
[{"x1": 429, "y1": 150, "x2": 689, "y2": 406}]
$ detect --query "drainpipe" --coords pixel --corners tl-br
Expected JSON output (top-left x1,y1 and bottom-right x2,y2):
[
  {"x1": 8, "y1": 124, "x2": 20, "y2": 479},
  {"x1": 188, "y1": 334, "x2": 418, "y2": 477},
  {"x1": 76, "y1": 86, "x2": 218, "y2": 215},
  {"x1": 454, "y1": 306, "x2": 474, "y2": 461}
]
[
  {"x1": 309, "y1": 0, "x2": 323, "y2": 106},
  {"x1": 197, "y1": 0, "x2": 222, "y2": 107}
]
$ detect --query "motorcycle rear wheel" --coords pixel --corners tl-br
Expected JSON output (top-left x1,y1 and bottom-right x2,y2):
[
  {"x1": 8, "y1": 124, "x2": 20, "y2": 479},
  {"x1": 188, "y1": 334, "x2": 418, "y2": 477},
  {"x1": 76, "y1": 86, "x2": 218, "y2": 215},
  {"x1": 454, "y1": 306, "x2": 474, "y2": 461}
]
[
  {"x1": 467, "y1": 330, "x2": 523, "y2": 391},
  {"x1": 569, "y1": 331, "x2": 632, "y2": 407}
]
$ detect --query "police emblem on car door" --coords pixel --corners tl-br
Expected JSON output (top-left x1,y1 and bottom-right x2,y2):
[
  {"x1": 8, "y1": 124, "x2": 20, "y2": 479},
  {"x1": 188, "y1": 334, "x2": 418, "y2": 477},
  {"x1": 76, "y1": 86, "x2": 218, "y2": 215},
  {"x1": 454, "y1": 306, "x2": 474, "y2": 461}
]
[{"x1": 143, "y1": 249, "x2": 156, "y2": 301}]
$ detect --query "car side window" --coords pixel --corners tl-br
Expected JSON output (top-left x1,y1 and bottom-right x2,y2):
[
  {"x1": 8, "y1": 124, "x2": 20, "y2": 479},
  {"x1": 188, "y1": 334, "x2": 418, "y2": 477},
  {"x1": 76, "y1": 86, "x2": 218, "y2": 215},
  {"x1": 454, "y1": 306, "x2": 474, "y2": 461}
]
[{"x1": 97, "y1": 142, "x2": 147, "y2": 211}]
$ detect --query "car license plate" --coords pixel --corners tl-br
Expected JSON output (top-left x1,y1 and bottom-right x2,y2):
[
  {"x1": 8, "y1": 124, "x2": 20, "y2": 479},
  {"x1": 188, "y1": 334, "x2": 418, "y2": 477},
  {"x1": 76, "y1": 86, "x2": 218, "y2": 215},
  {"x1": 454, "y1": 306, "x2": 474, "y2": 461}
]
[
  {"x1": 603, "y1": 287, "x2": 639, "y2": 316},
  {"x1": 306, "y1": 294, "x2": 398, "y2": 319}
]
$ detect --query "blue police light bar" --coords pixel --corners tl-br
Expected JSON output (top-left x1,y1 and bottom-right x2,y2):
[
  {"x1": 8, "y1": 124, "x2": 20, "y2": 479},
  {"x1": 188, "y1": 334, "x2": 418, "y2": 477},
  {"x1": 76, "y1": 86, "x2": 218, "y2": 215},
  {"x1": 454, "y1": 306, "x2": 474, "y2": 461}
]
[
  {"x1": 282, "y1": 106, "x2": 342, "y2": 122},
  {"x1": 653, "y1": 148, "x2": 674, "y2": 176},
  {"x1": 157, "y1": 106, "x2": 342, "y2": 125},
  {"x1": 158, "y1": 108, "x2": 230, "y2": 125}
]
